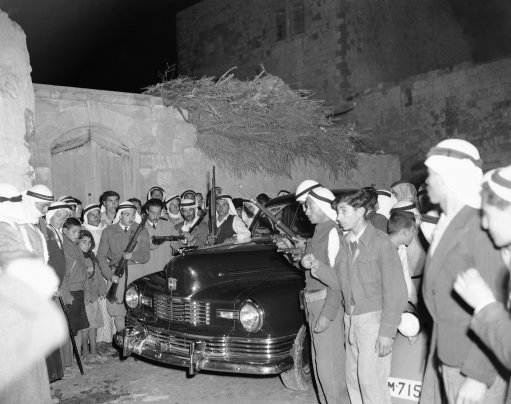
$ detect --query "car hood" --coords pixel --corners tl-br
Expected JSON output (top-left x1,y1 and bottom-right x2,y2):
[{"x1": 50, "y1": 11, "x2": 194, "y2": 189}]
[{"x1": 165, "y1": 239, "x2": 302, "y2": 300}]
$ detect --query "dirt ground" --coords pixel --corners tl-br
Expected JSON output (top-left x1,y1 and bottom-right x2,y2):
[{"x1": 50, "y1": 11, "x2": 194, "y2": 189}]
[{"x1": 50, "y1": 345, "x2": 316, "y2": 404}]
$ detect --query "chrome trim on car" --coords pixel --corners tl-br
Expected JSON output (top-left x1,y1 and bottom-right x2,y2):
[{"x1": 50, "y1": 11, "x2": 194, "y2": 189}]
[
  {"x1": 153, "y1": 294, "x2": 211, "y2": 325},
  {"x1": 118, "y1": 321, "x2": 296, "y2": 375}
]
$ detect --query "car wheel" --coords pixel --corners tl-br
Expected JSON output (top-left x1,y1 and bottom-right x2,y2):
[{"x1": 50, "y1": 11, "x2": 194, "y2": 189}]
[{"x1": 280, "y1": 325, "x2": 311, "y2": 391}]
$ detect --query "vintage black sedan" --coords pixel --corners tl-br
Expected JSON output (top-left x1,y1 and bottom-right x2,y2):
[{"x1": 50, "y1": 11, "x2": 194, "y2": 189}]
[
  {"x1": 117, "y1": 193, "x2": 313, "y2": 390},
  {"x1": 116, "y1": 192, "x2": 427, "y2": 401}
]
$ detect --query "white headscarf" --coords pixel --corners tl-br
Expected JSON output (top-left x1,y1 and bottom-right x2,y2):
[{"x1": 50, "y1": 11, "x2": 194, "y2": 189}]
[
  {"x1": 391, "y1": 200, "x2": 421, "y2": 225},
  {"x1": 295, "y1": 180, "x2": 321, "y2": 203},
  {"x1": 306, "y1": 187, "x2": 338, "y2": 266},
  {"x1": 241, "y1": 201, "x2": 259, "y2": 228},
  {"x1": 113, "y1": 201, "x2": 140, "y2": 224},
  {"x1": 391, "y1": 181, "x2": 418, "y2": 203},
  {"x1": 166, "y1": 195, "x2": 182, "y2": 221},
  {"x1": 180, "y1": 197, "x2": 199, "y2": 232},
  {"x1": 0, "y1": 184, "x2": 40, "y2": 225},
  {"x1": 486, "y1": 166, "x2": 511, "y2": 203},
  {"x1": 306, "y1": 187, "x2": 337, "y2": 222},
  {"x1": 216, "y1": 195, "x2": 237, "y2": 217},
  {"x1": 45, "y1": 201, "x2": 72, "y2": 224},
  {"x1": 376, "y1": 189, "x2": 397, "y2": 219},
  {"x1": 424, "y1": 138, "x2": 483, "y2": 209},
  {"x1": 83, "y1": 203, "x2": 102, "y2": 226},
  {"x1": 147, "y1": 186, "x2": 166, "y2": 201},
  {"x1": 23, "y1": 184, "x2": 54, "y2": 222}
]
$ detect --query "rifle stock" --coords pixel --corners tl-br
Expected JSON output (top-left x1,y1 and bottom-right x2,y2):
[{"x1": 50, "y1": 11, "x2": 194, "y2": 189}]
[
  {"x1": 106, "y1": 213, "x2": 148, "y2": 303},
  {"x1": 250, "y1": 199, "x2": 298, "y2": 242}
]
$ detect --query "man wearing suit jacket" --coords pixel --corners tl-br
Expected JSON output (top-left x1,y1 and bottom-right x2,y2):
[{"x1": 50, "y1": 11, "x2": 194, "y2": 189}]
[
  {"x1": 421, "y1": 139, "x2": 508, "y2": 404},
  {"x1": 97, "y1": 201, "x2": 150, "y2": 332},
  {"x1": 454, "y1": 164, "x2": 511, "y2": 404}
]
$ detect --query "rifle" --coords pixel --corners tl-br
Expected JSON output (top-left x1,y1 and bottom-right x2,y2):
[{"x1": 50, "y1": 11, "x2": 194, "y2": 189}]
[
  {"x1": 250, "y1": 199, "x2": 298, "y2": 244},
  {"x1": 152, "y1": 234, "x2": 185, "y2": 245},
  {"x1": 106, "y1": 213, "x2": 148, "y2": 303},
  {"x1": 210, "y1": 166, "x2": 217, "y2": 237},
  {"x1": 58, "y1": 296, "x2": 84, "y2": 375}
]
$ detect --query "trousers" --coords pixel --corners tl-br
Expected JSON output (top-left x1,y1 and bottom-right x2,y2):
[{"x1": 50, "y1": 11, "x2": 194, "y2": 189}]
[
  {"x1": 305, "y1": 298, "x2": 349, "y2": 404},
  {"x1": 345, "y1": 311, "x2": 392, "y2": 404}
]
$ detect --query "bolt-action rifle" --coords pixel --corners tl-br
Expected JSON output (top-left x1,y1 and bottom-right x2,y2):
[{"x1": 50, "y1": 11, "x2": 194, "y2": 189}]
[
  {"x1": 106, "y1": 213, "x2": 148, "y2": 303},
  {"x1": 250, "y1": 199, "x2": 298, "y2": 245}
]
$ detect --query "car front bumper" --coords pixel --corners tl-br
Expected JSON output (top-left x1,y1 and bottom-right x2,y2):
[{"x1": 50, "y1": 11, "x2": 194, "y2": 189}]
[{"x1": 116, "y1": 323, "x2": 295, "y2": 376}]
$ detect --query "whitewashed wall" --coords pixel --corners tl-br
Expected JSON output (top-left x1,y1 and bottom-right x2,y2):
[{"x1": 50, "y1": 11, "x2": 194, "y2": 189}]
[
  {"x1": 33, "y1": 84, "x2": 400, "y2": 203},
  {"x1": 0, "y1": 10, "x2": 34, "y2": 189}
]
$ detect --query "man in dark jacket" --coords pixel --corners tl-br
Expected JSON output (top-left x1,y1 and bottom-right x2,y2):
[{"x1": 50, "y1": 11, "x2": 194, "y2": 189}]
[
  {"x1": 454, "y1": 164, "x2": 511, "y2": 404},
  {"x1": 421, "y1": 139, "x2": 507, "y2": 404}
]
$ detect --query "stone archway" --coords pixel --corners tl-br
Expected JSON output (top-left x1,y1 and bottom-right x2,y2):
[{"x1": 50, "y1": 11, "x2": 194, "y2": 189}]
[{"x1": 50, "y1": 124, "x2": 133, "y2": 204}]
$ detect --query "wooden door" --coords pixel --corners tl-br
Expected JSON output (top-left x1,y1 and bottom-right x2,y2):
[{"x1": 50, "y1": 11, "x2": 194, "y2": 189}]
[{"x1": 51, "y1": 128, "x2": 131, "y2": 205}]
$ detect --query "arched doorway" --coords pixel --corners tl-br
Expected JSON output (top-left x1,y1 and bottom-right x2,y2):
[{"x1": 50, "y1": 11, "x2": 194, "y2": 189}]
[{"x1": 51, "y1": 125, "x2": 132, "y2": 204}]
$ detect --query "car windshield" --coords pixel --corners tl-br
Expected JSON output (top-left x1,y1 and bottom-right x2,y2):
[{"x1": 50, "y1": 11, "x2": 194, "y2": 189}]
[{"x1": 251, "y1": 200, "x2": 315, "y2": 239}]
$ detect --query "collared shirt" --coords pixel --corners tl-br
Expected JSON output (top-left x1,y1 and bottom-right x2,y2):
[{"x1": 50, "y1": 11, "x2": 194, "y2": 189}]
[
  {"x1": 119, "y1": 223, "x2": 130, "y2": 232},
  {"x1": 429, "y1": 204, "x2": 463, "y2": 255},
  {"x1": 397, "y1": 244, "x2": 418, "y2": 304}
]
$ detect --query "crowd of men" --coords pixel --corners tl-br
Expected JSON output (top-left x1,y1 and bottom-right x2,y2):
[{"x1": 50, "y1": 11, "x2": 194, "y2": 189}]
[
  {"x1": 2, "y1": 137, "x2": 511, "y2": 404},
  {"x1": 0, "y1": 182, "x2": 270, "y2": 403},
  {"x1": 277, "y1": 138, "x2": 511, "y2": 404}
]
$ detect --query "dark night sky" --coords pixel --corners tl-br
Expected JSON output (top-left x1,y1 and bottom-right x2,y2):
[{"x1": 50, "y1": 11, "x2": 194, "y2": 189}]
[
  {"x1": 1, "y1": 0, "x2": 510, "y2": 94},
  {"x1": 0, "y1": 0, "x2": 199, "y2": 93}
]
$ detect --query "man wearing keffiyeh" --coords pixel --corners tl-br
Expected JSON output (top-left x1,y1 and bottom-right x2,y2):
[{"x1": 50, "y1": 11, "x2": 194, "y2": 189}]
[
  {"x1": 295, "y1": 180, "x2": 349, "y2": 404},
  {"x1": 421, "y1": 139, "x2": 507, "y2": 404},
  {"x1": 454, "y1": 164, "x2": 511, "y2": 404},
  {"x1": 96, "y1": 201, "x2": 150, "y2": 332}
]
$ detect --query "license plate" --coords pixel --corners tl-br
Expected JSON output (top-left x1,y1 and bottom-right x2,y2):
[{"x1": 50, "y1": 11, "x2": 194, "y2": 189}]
[{"x1": 388, "y1": 377, "x2": 421, "y2": 402}]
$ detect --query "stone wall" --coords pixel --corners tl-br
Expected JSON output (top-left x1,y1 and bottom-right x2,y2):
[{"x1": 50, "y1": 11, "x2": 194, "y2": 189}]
[
  {"x1": 177, "y1": 0, "x2": 470, "y2": 109},
  {"x1": 33, "y1": 84, "x2": 400, "y2": 204},
  {"x1": 0, "y1": 10, "x2": 34, "y2": 189},
  {"x1": 352, "y1": 57, "x2": 511, "y2": 182}
]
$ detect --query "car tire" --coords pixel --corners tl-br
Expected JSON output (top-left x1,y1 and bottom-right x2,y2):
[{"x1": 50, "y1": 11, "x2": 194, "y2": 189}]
[{"x1": 280, "y1": 325, "x2": 311, "y2": 391}]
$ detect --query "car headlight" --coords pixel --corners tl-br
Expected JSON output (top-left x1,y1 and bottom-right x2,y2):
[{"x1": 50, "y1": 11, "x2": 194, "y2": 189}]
[
  {"x1": 125, "y1": 286, "x2": 140, "y2": 309},
  {"x1": 239, "y1": 300, "x2": 264, "y2": 332}
]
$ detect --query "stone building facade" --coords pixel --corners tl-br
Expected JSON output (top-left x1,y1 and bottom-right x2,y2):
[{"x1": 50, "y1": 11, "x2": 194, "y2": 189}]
[
  {"x1": 176, "y1": 0, "x2": 471, "y2": 110},
  {"x1": 352, "y1": 57, "x2": 511, "y2": 182},
  {"x1": 32, "y1": 84, "x2": 400, "y2": 205},
  {"x1": 0, "y1": 10, "x2": 34, "y2": 189}
]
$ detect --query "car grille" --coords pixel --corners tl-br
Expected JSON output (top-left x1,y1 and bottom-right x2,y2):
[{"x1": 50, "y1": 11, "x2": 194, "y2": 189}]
[
  {"x1": 153, "y1": 294, "x2": 211, "y2": 325},
  {"x1": 143, "y1": 325, "x2": 295, "y2": 361}
]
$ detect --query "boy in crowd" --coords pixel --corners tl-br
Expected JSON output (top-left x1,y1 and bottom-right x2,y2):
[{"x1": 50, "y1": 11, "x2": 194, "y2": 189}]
[
  {"x1": 99, "y1": 191, "x2": 120, "y2": 226},
  {"x1": 61, "y1": 218, "x2": 89, "y2": 356}
]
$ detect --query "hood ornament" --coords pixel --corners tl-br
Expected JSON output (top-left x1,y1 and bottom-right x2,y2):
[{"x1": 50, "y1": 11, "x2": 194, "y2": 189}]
[{"x1": 168, "y1": 277, "x2": 177, "y2": 291}]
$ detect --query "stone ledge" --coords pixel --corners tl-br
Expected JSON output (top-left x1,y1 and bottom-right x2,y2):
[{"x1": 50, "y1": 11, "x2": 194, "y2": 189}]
[{"x1": 33, "y1": 83, "x2": 164, "y2": 108}]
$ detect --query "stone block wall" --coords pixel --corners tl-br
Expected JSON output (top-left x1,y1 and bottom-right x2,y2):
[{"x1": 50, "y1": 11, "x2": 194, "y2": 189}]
[
  {"x1": 33, "y1": 84, "x2": 400, "y2": 204},
  {"x1": 0, "y1": 10, "x2": 34, "y2": 189},
  {"x1": 352, "y1": 57, "x2": 511, "y2": 181},
  {"x1": 177, "y1": 0, "x2": 470, "y2": 109}
]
